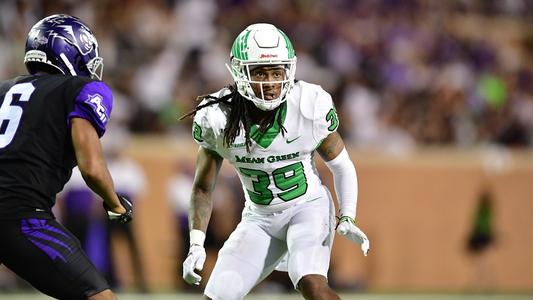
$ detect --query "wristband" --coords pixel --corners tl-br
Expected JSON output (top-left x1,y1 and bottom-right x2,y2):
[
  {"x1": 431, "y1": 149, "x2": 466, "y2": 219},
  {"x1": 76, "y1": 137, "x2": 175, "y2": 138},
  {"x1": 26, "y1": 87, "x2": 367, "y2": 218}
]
[
  {"x1": 336, "y1": 215, "x2": 356, "y2": 230},
  {"x1": 190, "y1": 229, "x2": 206, "y2": 247}
]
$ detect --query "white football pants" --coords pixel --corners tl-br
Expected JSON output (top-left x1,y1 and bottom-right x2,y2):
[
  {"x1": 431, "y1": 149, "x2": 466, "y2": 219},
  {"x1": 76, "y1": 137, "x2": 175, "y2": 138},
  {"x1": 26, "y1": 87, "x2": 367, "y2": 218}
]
[{"x1": 204, "y1": 188, "x2": 336, "y2": 300}]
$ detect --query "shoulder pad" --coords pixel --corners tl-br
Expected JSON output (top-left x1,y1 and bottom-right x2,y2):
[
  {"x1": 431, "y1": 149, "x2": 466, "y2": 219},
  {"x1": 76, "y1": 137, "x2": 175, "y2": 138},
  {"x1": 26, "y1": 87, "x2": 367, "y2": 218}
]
[
  {"x1": 192, "y1": 88, "x2": 231, "y2": 150},
  {"x1": 295, "y1": 81, "x2": 337, "y2": 145},
  {"x1": 297, "y1": 81, "x2": 332, "y2": 121}
]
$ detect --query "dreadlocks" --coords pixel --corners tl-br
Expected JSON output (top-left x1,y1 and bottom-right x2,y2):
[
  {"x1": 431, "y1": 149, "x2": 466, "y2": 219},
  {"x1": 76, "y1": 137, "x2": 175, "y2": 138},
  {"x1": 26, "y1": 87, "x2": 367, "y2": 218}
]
[{"x1": 179, "y1": 84, "x2": 286, "y2": 153}]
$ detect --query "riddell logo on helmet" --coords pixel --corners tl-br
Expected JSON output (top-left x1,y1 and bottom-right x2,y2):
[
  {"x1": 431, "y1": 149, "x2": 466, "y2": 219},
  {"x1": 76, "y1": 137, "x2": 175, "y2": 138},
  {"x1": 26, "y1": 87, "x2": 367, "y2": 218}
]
[{"x1": 260, "y1": 54, "x2": 278, "y2": 58}]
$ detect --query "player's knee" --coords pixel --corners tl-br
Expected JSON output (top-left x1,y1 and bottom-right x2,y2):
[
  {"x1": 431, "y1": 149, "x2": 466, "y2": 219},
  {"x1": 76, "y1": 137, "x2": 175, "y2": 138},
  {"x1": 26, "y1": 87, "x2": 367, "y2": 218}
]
[
  {"x1": 88, "y1": 289, "x2": 116, "y2": 300},
  {"x1": 205, "y1": 270, "x2": 247, "y2": 300},
  {"x1": 298, "y1": 274, "x2": 338, "y2": 300}
]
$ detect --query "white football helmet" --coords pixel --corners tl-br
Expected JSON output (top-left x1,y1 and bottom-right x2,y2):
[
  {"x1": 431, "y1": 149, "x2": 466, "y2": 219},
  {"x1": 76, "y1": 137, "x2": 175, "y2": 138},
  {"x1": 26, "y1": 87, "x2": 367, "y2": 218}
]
[{"x1": 227, "y1": 23, "x2": 297, "y2": 111}]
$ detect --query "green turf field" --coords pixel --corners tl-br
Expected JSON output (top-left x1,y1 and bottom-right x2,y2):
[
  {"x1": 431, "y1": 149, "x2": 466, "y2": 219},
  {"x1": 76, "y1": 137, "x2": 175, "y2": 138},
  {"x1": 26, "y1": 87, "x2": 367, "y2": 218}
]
[{"x1": 0, "y1": 293, "x2": 531, "y2": 300}]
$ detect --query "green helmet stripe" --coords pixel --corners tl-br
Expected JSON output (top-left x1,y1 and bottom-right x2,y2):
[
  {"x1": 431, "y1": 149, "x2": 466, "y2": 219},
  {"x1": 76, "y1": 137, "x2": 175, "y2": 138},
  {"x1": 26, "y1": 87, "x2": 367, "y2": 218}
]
[
  {"x1": 242, "y1": 29, "x2": 250, "y2": 60},
  {"x1": 232, "y1": 29, "x2": 251, "y2": 60},
  {"x1": 278, "y1": 29, "x2": 295, "y2": 58}
]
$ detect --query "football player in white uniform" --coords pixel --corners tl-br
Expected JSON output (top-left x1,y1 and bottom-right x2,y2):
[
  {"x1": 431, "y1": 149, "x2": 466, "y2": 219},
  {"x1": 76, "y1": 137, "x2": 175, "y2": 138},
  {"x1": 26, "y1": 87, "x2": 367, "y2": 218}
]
[{"x1": 181, "y1": 23, "x2": 370, "y2": 300}]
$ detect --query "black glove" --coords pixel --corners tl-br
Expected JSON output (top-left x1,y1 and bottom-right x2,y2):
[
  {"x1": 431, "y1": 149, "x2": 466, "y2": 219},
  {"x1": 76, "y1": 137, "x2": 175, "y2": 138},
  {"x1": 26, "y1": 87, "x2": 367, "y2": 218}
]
[{"x1": 103, "y1": 194, "x2": 133, "y2": 224}]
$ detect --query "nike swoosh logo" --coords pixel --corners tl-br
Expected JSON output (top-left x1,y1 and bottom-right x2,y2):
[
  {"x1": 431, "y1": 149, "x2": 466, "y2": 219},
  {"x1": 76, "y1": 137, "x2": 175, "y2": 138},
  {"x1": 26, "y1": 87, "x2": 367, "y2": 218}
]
[{"x1": 286, "y1": 136, "x2": 301, "y2": 144}]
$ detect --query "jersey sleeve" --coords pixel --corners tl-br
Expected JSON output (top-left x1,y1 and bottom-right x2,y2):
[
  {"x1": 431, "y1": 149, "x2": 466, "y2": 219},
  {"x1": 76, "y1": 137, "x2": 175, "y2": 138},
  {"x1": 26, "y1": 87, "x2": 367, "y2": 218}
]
[
  {"x1": 312, "y1": 87, "x2": 339, "y2": 145},
  {"x1": 67, "y1": 81, "x2": 113, "y2": 137},
  {"x1": 191, "y1": 101, "x2": 219, "y2": 151}
]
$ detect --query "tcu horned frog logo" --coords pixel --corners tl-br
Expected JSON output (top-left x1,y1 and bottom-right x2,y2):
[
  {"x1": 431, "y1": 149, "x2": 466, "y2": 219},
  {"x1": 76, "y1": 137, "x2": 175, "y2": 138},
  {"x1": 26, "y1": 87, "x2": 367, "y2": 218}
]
[{"x1": 85, "y1": 94, "x2": 108, "y2": 123}]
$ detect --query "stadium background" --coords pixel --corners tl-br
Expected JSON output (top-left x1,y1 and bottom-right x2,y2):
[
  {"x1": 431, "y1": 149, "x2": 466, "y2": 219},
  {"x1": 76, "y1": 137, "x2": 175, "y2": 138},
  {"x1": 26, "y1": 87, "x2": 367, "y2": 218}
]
[{"x1": 0, "y1": 0, "x2": 532, "y2": 298}]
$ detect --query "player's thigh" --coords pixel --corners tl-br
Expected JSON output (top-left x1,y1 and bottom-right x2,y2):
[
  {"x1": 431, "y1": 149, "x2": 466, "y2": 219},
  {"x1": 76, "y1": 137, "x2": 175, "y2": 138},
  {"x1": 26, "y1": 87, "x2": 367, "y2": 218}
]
[
  {"x1": 286, "y1": 195, "x2": 336, "y2": 288},
  {"x1": 205, "y1": 220, "x2": 286, "y2": 300},
  {"x1": 0, "y1": 218, "x2": 110, "y2": 299}
]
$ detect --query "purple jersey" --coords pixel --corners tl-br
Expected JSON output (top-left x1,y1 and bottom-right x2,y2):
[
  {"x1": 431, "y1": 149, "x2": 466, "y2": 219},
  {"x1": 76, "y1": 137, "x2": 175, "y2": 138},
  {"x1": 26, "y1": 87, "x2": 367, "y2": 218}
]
[
  {"x1": 0, "y1": 75, "x2": 113, "y2": 219},
  {"x1": 68, "y1": 81, "x2": 113, "y2": 137}
]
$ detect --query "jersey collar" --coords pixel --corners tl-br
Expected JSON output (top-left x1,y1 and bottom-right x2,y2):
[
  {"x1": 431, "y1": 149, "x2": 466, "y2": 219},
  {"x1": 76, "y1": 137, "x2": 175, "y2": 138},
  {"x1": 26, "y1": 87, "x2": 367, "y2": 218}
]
[{"x1": 249, "y1": 102, "x2": 287, "y2": 148}]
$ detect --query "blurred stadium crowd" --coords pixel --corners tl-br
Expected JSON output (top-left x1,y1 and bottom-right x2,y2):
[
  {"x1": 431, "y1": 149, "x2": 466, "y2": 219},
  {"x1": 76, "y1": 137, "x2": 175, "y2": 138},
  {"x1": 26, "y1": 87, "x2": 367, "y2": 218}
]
[
  {"x1": 1, "y1": 0, "x2": 533, "y2": 294},
  {"x1": 1, "y1": 0, "x2": 532, "y2": 151}
]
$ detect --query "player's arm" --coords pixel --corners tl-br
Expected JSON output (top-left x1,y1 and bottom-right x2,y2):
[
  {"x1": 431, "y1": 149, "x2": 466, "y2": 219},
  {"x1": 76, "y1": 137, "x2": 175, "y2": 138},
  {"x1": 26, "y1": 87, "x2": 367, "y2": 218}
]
[
  {"x1": 189, "y1": 146, "x2": 223, "y2": 236},
  {"x1": 317, "y1": 131, "x2": 370, "y2": 256},
  {"x1": 317, "y1": 131, "x2": 355, "y2": 218},
  {"x1": 68, "y1": 81, "x2": 132, "y2": 223},
  {"x1": 71, "y1": 117, "x2": 125, "y2": 215},
  {"x1": 317, "y1": 131, "x2": 345, "y2": 161},
  {"x1": 183, "y1": 146, "x2": 223, "y2": 286}
]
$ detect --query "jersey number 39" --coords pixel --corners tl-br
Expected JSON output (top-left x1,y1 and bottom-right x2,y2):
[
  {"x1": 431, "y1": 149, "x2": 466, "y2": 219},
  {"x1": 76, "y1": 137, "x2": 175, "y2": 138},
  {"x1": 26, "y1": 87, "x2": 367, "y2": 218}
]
[
  {"x1": 0, "y1": 83, "x2": 35, "y2": 148},
  {"x1": 239, "y1": 162, "x2": 308, "y2": 205}
]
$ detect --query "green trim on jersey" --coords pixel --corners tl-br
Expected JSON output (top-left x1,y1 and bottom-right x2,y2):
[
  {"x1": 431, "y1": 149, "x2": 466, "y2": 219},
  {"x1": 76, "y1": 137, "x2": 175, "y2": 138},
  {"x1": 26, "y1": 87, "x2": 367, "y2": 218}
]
[{"x1": 250, "y1": 102, "x2": 287, "y2": 148}]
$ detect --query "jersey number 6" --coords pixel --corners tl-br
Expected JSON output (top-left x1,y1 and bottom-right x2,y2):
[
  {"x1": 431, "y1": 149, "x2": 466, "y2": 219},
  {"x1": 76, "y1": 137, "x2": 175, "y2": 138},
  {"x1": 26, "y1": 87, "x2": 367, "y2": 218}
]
[{"x1": 0, "y1": 83, "x2": 35, "y2": 148}]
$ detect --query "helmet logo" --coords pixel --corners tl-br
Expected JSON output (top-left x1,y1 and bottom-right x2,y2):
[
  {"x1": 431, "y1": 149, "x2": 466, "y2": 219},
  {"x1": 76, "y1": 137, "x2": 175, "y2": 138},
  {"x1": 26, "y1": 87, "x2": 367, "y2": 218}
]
[
  {"x1": 31, "y1": 32, "x2": 48, "y2": 49},
  {"x1": 259, "y1": 54, "x2": 278, "y2": 58},
  {"x1": 79, "y1": 29, "x2": 94, "y2": 52}
]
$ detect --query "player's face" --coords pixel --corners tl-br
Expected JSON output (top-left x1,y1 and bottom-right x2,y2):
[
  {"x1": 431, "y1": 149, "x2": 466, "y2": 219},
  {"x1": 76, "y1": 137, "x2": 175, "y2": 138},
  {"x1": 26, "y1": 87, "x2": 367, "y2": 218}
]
[{"x1": 249, "y1": 66, "x2": 285, "y2": 101}]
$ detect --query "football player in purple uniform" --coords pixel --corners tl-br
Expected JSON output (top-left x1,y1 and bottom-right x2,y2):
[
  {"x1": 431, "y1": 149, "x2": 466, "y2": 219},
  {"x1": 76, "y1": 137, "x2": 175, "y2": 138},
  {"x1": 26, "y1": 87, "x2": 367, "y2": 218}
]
[{"x1": 0, "y1": 14, "x2": 132, "y2": 300}]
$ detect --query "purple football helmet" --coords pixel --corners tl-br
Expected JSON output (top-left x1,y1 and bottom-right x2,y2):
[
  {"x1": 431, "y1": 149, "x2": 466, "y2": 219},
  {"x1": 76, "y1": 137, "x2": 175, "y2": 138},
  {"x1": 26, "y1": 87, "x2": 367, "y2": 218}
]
[{"x1": 24, "y1": 14, "x2": 103, "y2": 79}]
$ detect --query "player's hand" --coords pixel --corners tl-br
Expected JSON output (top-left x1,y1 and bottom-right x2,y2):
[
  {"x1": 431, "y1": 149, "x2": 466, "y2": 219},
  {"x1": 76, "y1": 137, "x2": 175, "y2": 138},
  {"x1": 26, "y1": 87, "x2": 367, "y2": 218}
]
[
  {"x1": 336, "y1": 216, "x2": 370, "y2": 256},
  {"x1": 103, "y1": 194, "x2": 133, "y2": 224},
  {"x1": 182, "y1": 244, "x2": 206, "y2": 285}
]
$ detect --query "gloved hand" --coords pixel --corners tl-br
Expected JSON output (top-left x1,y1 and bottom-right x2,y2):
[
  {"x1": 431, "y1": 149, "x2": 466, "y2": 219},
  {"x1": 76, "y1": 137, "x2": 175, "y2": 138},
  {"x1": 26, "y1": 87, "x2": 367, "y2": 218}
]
[
  {"x1": 103, "y1": 194, "x2": 133, "y2": 224},
  {"x1": 336, "y1": 216, "x2": 370, "y2": 256},
  {"x1": 182, "y1": 244, "x2": 206, "y2": 285}
]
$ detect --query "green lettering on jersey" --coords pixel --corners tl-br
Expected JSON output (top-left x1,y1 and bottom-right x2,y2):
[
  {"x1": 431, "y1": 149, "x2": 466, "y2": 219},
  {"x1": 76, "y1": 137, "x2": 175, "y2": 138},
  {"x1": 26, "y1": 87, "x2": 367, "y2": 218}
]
[
  {"x1": 235, "y1": 155, "x2": 265, "y2": 164},
  {"x1": 236, "y1": 152, "x2": 300, "y2": 164},
  {"x1": 193, "y1": 122, "x2": 203, "y2": 142},
  {"x1": 326, "y1": 108, "x2": 339, "y2": 132}
]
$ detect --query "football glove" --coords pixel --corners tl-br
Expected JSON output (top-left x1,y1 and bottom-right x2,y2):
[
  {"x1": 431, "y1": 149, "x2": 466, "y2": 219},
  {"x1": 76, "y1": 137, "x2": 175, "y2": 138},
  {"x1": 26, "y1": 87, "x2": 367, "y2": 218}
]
[
  {"x1": 182, "y1": 244, "x2": 206, "y2": 286},
  {"x1": 336, "y1": 216, "x2": 370, "y2": 256},
  {"x1": 103, "y1": 194, "x2": 133, "y2": 224}
]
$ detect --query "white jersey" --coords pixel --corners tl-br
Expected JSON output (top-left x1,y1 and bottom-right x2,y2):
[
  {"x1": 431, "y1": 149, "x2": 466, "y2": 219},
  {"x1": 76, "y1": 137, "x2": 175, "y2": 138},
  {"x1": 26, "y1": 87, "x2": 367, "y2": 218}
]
[{"x1": 192, "y1": 81, "x2": 339, "y2": 212}]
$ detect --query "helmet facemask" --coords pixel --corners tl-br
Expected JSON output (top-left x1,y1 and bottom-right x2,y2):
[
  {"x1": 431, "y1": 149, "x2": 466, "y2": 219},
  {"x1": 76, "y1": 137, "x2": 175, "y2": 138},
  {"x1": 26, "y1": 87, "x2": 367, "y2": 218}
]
[
  {"x1": 227, "y1": 23, "x2": 297, "y2": 111},
  {"x1": 86, "y1": 56, "x2": 104, "y2": 80},
  {"x1": 227, "y1": 59, "x2": 296, "y2": 111}
]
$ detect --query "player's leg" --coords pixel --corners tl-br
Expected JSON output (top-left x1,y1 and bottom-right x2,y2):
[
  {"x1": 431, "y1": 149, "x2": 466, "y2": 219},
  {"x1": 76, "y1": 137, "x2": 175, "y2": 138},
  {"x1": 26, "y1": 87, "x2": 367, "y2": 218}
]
[
  {"x1": 298, "y1": 274, "x2": 339, "y2": 300},
  {"x1": 204, "y1": 209, "x2": 287, "y2": 300},
  {"x1": 286, "y1": 192, "x2": 338, "y2": 299},
  {"x1": 0, "y1": 218, "x2": 113, "y2": 299}
]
